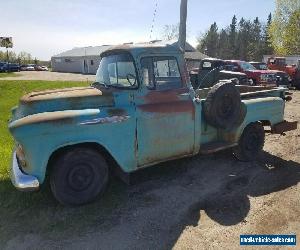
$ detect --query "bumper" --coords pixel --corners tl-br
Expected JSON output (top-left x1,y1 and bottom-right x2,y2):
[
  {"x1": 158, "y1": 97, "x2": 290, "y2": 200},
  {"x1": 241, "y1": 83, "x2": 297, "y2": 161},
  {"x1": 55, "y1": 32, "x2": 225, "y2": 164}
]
[
  {"x1": 272, "y1": 120, "x2": 298, "y2": 134},
  {"x1": 10, "y1": 151, "x2": 40, "y2": 192}
]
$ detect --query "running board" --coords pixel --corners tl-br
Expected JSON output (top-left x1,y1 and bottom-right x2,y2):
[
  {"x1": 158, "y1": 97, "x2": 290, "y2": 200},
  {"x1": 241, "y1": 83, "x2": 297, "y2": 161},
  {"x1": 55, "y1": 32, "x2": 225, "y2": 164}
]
[{"x1": 200, "y1": 142, "x2": 238, "y2": 154}]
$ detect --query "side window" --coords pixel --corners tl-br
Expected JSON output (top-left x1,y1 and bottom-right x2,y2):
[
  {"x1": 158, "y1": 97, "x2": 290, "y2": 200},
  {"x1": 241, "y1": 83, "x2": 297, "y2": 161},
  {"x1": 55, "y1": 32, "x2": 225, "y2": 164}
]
[{"x1": 141, "y1": 56, "x2": 182, "y2": 90}]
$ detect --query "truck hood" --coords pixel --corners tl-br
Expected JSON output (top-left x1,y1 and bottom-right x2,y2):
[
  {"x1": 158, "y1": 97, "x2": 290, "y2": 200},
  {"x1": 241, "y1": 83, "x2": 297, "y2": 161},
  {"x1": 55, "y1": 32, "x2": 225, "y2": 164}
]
[{"x1": 12, "y1": 87, "x2": 114, "y2": 121}]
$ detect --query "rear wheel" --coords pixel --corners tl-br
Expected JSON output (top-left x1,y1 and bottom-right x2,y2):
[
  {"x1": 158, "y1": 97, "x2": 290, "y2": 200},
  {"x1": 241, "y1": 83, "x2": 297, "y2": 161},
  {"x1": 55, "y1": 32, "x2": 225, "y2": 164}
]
[
  {"x1": 233, "y1": 122, "x2": 265, "y2": 162},
  {"x1": 50, "y1": 147, "x2": 109, "y2": 206}
]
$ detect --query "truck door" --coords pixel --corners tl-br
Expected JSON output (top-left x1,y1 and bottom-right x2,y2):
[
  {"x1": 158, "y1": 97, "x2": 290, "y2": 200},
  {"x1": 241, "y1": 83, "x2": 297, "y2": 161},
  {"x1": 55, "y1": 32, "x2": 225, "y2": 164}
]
[{"x1": 135, "y1": 56, "x2": 195, "y2": 167}]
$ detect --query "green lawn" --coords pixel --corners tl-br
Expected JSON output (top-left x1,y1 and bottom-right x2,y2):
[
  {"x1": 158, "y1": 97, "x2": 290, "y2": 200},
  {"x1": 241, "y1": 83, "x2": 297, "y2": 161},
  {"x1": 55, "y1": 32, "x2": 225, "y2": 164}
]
[
  {"x1": 0, "y1": 81, "x2": 130, "y2": 245},
  {"x1": 0, "y1": 72, "x2": 18, "y2": 78}
]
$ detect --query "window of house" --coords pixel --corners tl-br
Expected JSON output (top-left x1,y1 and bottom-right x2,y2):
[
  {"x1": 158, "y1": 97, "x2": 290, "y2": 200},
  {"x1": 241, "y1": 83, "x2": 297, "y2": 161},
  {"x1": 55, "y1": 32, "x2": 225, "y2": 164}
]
[{"x1": 91, "y1": 60, "x2": 94, "y2": 65}]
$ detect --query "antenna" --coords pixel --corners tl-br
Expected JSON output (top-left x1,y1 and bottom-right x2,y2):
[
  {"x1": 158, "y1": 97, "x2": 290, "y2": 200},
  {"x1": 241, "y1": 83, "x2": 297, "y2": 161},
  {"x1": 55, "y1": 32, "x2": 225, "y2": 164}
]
[
  {"x1": 149, "y1": 0, "x2": 159, "y2": 40},
  {"x1": 178, "y1": 0, "x2": 188, "y2": 52}
]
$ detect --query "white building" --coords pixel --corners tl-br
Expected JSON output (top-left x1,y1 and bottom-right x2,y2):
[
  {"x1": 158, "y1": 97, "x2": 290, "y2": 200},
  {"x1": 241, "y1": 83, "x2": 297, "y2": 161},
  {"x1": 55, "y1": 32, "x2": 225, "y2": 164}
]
[
  {"x1": 51, "y1": 46, "x2": 111, "y2": 74},
  {"x1": 51, "y1": 42, "x2": 206, "y2": 74}
]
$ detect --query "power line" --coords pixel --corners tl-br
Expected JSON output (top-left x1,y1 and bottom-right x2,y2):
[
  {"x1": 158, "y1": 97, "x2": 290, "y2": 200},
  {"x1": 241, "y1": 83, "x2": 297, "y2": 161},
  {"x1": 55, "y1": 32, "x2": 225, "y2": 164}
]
[{"x1": 149, "y1": 0, "x2": 159, "y2": 40}]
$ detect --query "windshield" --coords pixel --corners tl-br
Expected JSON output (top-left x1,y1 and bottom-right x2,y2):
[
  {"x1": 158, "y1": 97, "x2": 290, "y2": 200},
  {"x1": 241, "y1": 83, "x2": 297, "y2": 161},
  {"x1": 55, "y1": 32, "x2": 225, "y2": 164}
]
[
  {"x1": 240, "y1": 62, "x2": 256, "y2": 71},
  {"x1": 256, "y1": 63, "x2": 268, "y2": 70},
  {"x1": 95, "y1": 53, "x2": 137, "y2": 88}
]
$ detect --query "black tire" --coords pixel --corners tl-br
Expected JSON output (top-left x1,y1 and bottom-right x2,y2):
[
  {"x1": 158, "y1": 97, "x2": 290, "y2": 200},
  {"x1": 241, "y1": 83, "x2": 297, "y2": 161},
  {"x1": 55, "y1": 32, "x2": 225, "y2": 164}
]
[
  {"x1": 233, "y1": 122, "x2": 265, "y2": 162},
  {"x1": 50, "y1": 147, "x2": 109, "y2": 206},
  {"x1": 204, "y1": 81, "x2": 244, "y2": 130}
]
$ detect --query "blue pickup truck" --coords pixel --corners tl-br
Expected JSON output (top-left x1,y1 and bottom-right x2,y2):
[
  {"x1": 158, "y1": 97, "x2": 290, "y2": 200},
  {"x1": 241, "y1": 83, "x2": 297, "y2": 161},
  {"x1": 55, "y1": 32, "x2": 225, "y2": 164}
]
[
  {"x1": 8, "y1": 41, "x2": 297, "y2": 205},
  {"x1": 8, "y1": 1, "x2": 298, "y2": 205}
]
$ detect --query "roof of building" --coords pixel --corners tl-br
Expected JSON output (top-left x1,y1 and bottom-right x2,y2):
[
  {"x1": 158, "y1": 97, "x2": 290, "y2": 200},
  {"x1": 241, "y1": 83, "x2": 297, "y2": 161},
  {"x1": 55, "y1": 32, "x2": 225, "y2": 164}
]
[
  {"x1": 52, "y1": 45, "x2": 112, "y2": 58},
  {"x1": 52, "y1": 40, "x2": 206, "y2": 59}
]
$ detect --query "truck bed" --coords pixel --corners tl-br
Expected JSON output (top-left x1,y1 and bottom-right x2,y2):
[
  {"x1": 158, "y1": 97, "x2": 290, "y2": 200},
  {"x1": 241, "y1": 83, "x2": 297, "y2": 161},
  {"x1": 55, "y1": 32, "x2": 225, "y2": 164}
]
[{"x1": 196, "y1": 85, "x2": 286, "y2": 100}]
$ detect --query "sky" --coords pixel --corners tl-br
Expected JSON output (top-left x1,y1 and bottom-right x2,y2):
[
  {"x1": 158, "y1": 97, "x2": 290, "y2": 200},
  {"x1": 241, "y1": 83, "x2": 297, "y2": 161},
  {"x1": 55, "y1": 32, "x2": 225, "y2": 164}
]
[{"x1": 0, "y1": 0, "x2": 276, "y2": 60}]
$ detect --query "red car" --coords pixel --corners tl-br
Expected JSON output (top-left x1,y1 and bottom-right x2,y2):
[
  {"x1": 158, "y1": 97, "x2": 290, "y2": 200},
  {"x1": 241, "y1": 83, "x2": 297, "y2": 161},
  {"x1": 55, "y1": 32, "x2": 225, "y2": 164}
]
[{"x1": 225, "y1": 60, "x2": 277, "y2": 86}]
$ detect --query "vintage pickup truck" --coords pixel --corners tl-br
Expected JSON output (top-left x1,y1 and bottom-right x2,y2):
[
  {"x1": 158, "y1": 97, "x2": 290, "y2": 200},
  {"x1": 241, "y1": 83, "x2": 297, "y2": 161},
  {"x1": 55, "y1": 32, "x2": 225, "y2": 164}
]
[
  {"x1": 8, "y1": 41, "x2": 298, "y2": 205},
  {"x1": 8, "y1": 0, "x2": 298, "y2": 205}
]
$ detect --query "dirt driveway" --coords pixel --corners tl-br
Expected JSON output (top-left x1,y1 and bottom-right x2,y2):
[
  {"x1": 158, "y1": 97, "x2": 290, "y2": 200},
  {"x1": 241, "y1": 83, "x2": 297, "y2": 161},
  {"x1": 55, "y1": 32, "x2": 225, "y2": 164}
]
[
  {"x1": 3, "y1": 92, "x2": 300, "y2": 250},
  {"x1": 0, "y1": 71, "x2": 96, "y2": 82}
]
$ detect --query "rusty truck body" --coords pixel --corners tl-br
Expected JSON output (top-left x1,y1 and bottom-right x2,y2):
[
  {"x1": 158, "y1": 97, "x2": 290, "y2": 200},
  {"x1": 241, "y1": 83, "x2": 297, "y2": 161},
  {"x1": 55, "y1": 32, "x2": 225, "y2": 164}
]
[{"x1": 8, "y1": 0, "x2": 298, "y2": 205}]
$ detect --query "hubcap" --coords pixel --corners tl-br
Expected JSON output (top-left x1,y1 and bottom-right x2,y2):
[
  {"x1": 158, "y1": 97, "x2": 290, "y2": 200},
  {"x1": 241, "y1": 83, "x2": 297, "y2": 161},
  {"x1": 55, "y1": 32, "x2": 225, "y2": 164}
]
[{"x1": 68, "y1": 165, "x2": 94, "y2": 192}]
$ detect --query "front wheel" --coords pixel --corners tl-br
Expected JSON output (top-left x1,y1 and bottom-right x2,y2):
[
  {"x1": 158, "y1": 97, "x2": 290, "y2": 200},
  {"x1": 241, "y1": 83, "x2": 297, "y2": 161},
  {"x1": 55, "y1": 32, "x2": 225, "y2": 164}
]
[
  {"x1": 50, "y1": 147, "x2": 109, "y2": 206},
  {"x1": 233, "y1": 122, "x2": 265, "y2": 162}
]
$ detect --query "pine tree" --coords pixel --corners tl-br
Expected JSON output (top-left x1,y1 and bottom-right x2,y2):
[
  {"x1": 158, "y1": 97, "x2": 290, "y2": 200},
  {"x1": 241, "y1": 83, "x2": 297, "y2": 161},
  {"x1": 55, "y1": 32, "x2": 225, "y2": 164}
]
[
  {"x1": 197, "y1": 22, "x2": 219, "y2": 57},
  {"x1": 229, "y1": 15, "x2": 237, "y2": 58}
]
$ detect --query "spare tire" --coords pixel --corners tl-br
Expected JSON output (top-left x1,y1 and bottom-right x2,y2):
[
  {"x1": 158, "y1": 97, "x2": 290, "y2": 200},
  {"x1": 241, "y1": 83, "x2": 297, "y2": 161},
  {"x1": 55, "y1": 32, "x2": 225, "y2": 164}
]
[{"x1": 204, "y1": 81, "x2": 244, "y2": 130}]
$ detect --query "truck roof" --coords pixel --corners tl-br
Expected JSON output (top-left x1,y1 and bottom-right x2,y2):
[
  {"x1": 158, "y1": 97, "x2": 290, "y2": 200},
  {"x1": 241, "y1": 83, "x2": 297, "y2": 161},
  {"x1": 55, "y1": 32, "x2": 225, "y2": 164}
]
[{"x1": 101, "y1": 40, "x2": 183, "y2": 57}]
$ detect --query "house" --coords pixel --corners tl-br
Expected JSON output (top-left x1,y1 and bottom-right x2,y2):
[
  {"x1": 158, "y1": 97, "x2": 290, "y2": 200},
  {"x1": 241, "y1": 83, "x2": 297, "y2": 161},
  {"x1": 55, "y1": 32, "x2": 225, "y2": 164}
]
[{"x1": 51, "y1": 41, "x2": 206, "y2": 74}]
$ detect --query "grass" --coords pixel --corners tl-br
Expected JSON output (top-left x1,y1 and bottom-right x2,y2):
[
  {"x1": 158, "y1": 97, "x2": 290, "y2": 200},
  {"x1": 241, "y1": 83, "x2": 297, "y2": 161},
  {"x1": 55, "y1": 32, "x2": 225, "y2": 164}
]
[
  {"x1": 0, "y1": 72, "x2": 18, "y2": 78},
  {"x1": 0, "y1": 81, "x2": 131, "y2": 245}
]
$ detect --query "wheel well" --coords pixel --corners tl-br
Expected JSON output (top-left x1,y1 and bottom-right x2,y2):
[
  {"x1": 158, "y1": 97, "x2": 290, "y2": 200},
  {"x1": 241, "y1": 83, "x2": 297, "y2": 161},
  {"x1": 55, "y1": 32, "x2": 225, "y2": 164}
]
[{"x1": 46, "y1": 143, "x2": 128, "y2": 183}]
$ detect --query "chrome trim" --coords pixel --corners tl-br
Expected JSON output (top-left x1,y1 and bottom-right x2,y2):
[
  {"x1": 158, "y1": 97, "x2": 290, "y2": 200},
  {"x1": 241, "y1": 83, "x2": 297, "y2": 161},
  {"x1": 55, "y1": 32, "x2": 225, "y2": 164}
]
[
  {"x1": 10, "y1": 151, "x2": 40, "y2": 192},
  {"x1": 79, "y1": 115, "x2": 130, "y2": 125}
]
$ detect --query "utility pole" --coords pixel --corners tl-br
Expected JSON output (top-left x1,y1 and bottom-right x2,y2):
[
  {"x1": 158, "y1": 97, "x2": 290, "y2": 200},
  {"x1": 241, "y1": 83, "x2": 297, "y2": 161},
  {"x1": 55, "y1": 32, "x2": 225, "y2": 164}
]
[{"x1": 178, "y1": 0, "x2": 188, "y2": 53}]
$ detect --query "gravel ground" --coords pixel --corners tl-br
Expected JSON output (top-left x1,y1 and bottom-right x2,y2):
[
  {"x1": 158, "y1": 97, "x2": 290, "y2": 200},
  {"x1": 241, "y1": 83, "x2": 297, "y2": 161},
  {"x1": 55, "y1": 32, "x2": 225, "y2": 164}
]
[
  {"x1": 0, "y1": 71, "x2": 96, "y2": 82},
  {"x1": 4, "y1": 91, "x2": 300, "y2": 250}
]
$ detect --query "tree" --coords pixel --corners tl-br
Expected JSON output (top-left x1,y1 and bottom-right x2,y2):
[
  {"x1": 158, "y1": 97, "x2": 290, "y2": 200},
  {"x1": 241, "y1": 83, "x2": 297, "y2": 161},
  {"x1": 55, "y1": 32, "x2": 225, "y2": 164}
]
[
  {"x1": 249, "y1": 17, "x2": 263, "y2": 61},
  {"x1": 161, "y1": 24, "x2": 179, "y2": 41},
  {"x1": 197, "y1": 22, "x2": 219, "y2": 57},
  {"x1": 229, "y1": 15, "x2": 237, "y2": 58},
  {"x1": 196, "y1": 13, "x2": 277, "y2": 61},
  {"x1": 236, "y1": 18, "x2": 253, "y2": 60},
  {"x1": 218, "y1": 29, "x2": 230, "y2": 59},
  {"x1": 283, "y1": 9, "x2": 300, "y2": 54},
  {"x1": 269, "y1": 0, "x2": 300, "y2": 54},
  {"x1": 261, "y1": 13, "x2": 274, "y2": 56}
]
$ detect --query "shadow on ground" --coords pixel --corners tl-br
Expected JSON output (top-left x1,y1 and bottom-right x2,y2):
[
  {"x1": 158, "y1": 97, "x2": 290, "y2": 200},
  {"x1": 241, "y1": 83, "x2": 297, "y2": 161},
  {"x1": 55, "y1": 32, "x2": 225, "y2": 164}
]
[{"x1": 1, "y1": 150, "x2": 300, "y2": 249}]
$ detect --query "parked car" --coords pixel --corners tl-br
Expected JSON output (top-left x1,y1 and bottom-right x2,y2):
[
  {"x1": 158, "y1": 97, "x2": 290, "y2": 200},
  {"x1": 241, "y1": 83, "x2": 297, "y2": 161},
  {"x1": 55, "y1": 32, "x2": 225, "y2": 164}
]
[
  {"x1": 20, "y1": 64, "x2": 35, "y2": 71},
  {"x1": 249, "y1": 61, "x2": 291, "y2": 87},
  {"x1": 267, "y1": 57, "x2": 296, "y2": 78},
  {"x1": 225, "y1": 60, "x2": 278, "y2": 86},
  {"x1": 40, "y1": 66, "x2": 49, "y2": 71},
  {"x1": 0, "y1": 62, "x2": 7, "y2": 72},
  {"x1": 7, "y1": 63, "x2": 20, "y2": 72},
  {"x1": 0, "y1": 62, "x2": 20, "y2": 72},
  {"x1": 189, "y1": 58, "x2": 249, "y2": 89}
]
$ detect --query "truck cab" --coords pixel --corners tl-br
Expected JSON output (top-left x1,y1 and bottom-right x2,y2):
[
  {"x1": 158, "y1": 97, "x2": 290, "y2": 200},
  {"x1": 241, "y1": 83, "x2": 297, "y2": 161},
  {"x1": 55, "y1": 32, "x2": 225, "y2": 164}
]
[
  {"x1": 189, "y1": 58, "x2": 249, "y2": 89},
  {"x1": 267, "y1": 57, "x2": 297, "y2": 80}
]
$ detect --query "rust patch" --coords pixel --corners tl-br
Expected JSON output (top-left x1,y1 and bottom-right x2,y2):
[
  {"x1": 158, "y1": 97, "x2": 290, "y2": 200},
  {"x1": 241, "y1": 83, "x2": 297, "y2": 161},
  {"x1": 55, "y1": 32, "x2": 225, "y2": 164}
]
[
  {"x1": 21, "y1": 87, "x2": 103, "y2": 104},
  {"x1": 138, "y1": 100, "x2": 194, "y2": 115},
  {"x1": 143, "y1": 88, "x2": 189, "y2": 103},
  {"x1": 9, "y1": 110, "x2": 99, "y2": 128}
]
